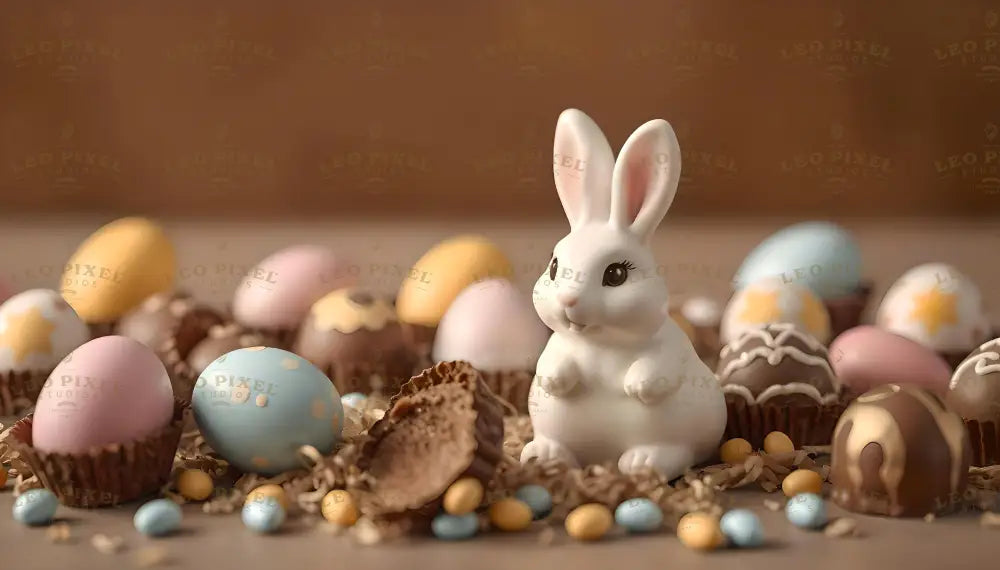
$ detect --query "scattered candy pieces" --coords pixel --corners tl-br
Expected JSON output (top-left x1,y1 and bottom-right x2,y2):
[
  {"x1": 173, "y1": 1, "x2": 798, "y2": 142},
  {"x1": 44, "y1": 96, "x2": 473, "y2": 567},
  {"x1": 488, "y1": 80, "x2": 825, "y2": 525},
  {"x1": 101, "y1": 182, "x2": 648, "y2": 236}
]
[
  {"x1": 614, "y1": 498, "x2": 664, "y2": 533},
  {"x1": 431, "y1": 512, "x2": 479, "y2": 540},
  {"x1": 176, "y1": 469, "x2": 214, "y2": 501},
  {"x1": 782, "y1": 469, "x2": 824, "y2": 498},
  {"x1": 242, "y1": 496, "x2": 286, "y2": 533},
  {"x1": 514, "y1": 484, "x2": 553, "y2": 519},
  {"x1": 565, "y1": 503, "x2": 613, "y2": 542},
  {"x1": 46, "y1": 522, "x2": 71, "y2": 543},
  {"x1": 719, "y1": 438, "x2": 753, "y2": 464},
  {"x1": 488, "y1": 498, "x2": 533, "y2": 532},
  {"x1": 763, "y1": 431, "x2": 795, "y2": 455},
  {"x1": 321, "y1": 490, "x2": 359, "y2": 527},
  {"x1": 92, "y1": 534, "x2": 126, "y2": 554},
  {"x1": 763, "y1": 499, "x2": 782, "y2": 511},
  {"x1": 133, "y1": 499, "x2": 183, "y2": 537},
  {"x1": 719, "y1": 509, "x2": 764, "y2": 547},
  {"x1": 246, "y1": 484, "x2": 289, "y2": 510},
  {"x1": 12, "y1": 488, "x2": 59, "y2": 526},
  {"x1": 677, "y1": 512, "x2": 724, "y2": 551},
  {"x1": 133, "y1": 546, "x2": 169, "y2": 568},
  {"x1": 443, "y1": 477, "x2": 484, "y2": 516},
  {"x1": 785, "y1": 493, "x2": 827, "y2": 529},
  {"x1": 824, "y1": 517, "x2": 860, "y2": 538}
]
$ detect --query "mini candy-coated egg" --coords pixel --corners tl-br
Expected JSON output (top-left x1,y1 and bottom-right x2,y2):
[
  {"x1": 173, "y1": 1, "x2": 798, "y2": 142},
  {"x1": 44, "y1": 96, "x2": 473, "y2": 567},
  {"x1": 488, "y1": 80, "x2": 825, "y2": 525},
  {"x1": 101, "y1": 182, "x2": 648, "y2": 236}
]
[
  {"x1": 341, "y1": 392, "x2": 367, "y2": 409},
  {"x1": 242, "y1": 496, "x2": 286, "y2": 533},
  {"x1": 565, "y1": 504, "x2": 613, "y2": 541},
  {"x1": 246, "y1": 484, "x2": 289, "y2": 510},
  {"x1": 614, "y1": 498, "x2": 663, "y2": 533},
  {"x1": 12, "y1": 489, "x2": 59, "y2": 526},
  {"x1": 133, "y1": 499, "x2": 182, "y2": 537},
  {"x1": 321, "y1": 490, "x2": 358, "y2": 526},
  {"x1": 785, "y1": 493, "x2": 827, "y2": 529},
  {"x1": 782, "y1": 469, "x2": 824, "y2": 498},
  {"x1": 719, "y1": 509, "x2": 764, "y2": 547},
  {"x1": 763, "y1": 431, "x2": 795, "y2": 455},
  {"x1": 431, "y1": 512, "x2": 479, "y2": 540},
  {"x1": 719, "y1": 438, "x2": 753, "y2": 464},
  {"x1": 514, "y1": 485, "x2": 552, "y2": 519},
  {"x1": 176, "y1": 469, "x2": 214, "y2": 501},
  {"x1": 442, "y1": 477, "x2": 484, "y2": 515},
  {"x1": 488, "y1": 498, "x2": 532, "y2": 531},
  {"x1": 676, "y1": 512, "x2": 724, "y2": 551}
]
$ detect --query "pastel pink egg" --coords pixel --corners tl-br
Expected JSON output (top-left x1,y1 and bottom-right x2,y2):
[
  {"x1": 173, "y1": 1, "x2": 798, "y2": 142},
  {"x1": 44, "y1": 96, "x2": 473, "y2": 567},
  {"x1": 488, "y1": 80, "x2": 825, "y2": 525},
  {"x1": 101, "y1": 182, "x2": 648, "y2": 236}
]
[
  {"x1": 32, "y1": 335, "x2": 175, "y2": 454},
  {"x1": 232, "y1": 245, "x2": 357, "y2": 331},
  {"x1": 829, "y1": 325, "x2": 953, "y2": 396}
]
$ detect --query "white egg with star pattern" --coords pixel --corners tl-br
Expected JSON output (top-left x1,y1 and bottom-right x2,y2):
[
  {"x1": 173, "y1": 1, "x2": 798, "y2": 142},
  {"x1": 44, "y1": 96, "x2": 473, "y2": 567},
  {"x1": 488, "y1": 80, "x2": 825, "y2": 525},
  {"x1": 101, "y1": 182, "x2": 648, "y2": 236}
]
[
  {"x1": 0, "y1": 289, "x2": 90, "y2": 374},
  {"x1": 192, "y1": 347, "x2": 344, "y2": 476},
  {"x1": 720, "y1": 276, "x2": 831, "y2": 346}
]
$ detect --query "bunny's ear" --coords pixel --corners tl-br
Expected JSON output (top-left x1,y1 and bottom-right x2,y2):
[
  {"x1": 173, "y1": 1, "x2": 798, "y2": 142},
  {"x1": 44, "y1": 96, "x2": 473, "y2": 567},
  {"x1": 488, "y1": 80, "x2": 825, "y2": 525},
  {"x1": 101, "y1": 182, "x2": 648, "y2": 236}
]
[
  {"x1": 552, "y1": 109, "x2": 615, "y2": 230},
  {"x1": 609, "y1": 118, "x2": 682, "y2": 243}
]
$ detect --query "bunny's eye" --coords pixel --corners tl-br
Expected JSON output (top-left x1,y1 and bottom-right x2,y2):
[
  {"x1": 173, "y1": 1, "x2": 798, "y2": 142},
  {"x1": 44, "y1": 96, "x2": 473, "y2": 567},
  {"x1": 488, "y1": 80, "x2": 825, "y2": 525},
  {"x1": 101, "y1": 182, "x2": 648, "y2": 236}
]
[
  {"x1": 602, "y1": 260, "x2": 635, "y2": 287},
  {"x1": 548, "y1": 257, "x2": 558, "y2": 281}
]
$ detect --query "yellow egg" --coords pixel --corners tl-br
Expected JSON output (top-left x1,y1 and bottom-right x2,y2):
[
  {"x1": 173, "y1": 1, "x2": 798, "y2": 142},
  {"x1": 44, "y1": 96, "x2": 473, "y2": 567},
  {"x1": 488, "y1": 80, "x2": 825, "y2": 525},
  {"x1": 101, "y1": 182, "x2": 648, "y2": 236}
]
[
  {"x1": 176, "y1": 469, "x2": 214, "y2": 501},
  {"x1": 442, "y1": 477, "x2": 484, "y2": 515},
  {"x1": 488, "y1": 498, "x2": 533, "y2": 532},
  {"x1": 763, "y1": 431, "x2": 795, "y2": 455},
  {"x1": 676, "y1": 512, "x2": 723, "y2": 551},
  {"x1": 321, "y1": 490, "x2": 359, "y2": 526},
  {"x1": 565, "y1": 503, "x2": 613, "y2": 541},
  {"x1": 782, "y1": 469, "x2": 824, "y2": 497},
  {"x1": 719, "y1": 438, "x2": 753, "y2": 464},
  {"x1": 60, "y1": 217, "x2": 176, "y2": 323},
  {"x1": 246, "y1": 484, "x2": 289, "y2": 510},
  {"x1": 395, "y1": 235, "x2": 513, "y2": 328}
]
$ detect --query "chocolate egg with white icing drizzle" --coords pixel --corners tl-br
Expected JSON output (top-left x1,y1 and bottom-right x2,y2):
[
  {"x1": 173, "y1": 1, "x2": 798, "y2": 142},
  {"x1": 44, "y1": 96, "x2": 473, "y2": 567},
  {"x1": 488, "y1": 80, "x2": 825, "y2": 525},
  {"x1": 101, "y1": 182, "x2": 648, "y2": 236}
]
[{"x1": 830, "y1": 384, "x2": 972, "y2": 517}]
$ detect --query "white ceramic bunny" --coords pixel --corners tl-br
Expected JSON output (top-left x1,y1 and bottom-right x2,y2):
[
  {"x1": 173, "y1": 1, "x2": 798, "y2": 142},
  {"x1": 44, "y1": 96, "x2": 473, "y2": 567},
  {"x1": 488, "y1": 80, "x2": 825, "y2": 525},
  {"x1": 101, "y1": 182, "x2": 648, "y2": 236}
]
[{"x1": 521, "y1": 109, "x2": 727, "y2": 480}]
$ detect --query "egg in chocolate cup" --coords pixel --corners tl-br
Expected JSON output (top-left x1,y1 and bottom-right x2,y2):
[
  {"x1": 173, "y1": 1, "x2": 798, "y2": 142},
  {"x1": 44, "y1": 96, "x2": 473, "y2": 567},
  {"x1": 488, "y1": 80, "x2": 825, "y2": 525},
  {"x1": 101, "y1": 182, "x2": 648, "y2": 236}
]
[
  {"x1": 945, "y1": 338, "x2": 1000, "y2": 466},
  {"x1": 7, "y1": 335, "x2": 185, "y2": 508},
  {"x1": 717, "y1": 322, "x2": 850, "y2": 449},
  {"x1": 830, "y1": 384, "x2": 972, "y2": 517},
  {"x1": 294, "y1": 287, "x2": 418, "y2": 398},
  {"x1": 0, "y1": 289, "x2": 91, "y2": 415}
]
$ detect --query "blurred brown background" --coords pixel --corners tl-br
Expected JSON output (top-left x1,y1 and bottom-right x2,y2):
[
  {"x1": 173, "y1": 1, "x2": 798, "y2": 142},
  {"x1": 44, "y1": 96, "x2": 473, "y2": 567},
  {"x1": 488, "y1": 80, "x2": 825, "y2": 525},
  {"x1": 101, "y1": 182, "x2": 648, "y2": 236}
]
[{"x1": 1, "y1": 0, "x2": 999, "y2": 219}]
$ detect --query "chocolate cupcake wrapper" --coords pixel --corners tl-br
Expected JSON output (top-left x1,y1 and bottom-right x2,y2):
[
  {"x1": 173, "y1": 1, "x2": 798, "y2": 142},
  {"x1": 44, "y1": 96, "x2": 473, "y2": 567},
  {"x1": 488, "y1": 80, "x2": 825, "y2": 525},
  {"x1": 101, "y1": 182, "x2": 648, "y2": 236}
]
[
  {"x1": 478, "y1": 369, "x2": 533, "y2": 415},
  {"x1": 8, "y1": 399, "x2": 189, "y2": 508},
  {"x1": 964, "y1": 419, "x2": 999, "y2": 467},
  {"x1": 723, "y1": 396, "x2": 850, "y2": 449},
  {"x1": 0, "y1": 370, "x2": 48, "y2": 416}
]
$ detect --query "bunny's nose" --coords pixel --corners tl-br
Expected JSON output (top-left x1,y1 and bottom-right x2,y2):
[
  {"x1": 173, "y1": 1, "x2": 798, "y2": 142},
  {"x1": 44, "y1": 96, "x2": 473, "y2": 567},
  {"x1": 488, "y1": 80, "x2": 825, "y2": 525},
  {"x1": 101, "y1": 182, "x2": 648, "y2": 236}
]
[{"x1": 557, "y1": 292, "x2": 578, "y2": 307}]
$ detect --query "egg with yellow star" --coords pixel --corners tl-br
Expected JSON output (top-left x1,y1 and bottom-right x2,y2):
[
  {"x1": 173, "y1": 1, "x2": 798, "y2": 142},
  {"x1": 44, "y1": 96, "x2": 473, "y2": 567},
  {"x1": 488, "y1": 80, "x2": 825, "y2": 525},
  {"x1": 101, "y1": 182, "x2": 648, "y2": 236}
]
[
  {"x1": 721, "y1": 276, "x2": 832, "y2": 345},
  {"x1": 876, "y1": 263, "x2": 990, "y2": 365},
  {"x1": 0, "y1": 289, "x2": 91, "y2": 399}
]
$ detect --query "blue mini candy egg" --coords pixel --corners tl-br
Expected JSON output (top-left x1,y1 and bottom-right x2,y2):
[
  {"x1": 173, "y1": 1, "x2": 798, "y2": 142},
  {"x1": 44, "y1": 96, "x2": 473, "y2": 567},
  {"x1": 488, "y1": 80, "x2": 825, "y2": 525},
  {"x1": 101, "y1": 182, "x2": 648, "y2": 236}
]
[
  {"x1": 514, "y1": 485, "x2": 552, "y2": 519},
  {"x1": 12, "y1": 489, "x2": 59, "y2": 526},
  {"x1": 242, "y1": 496, "x2": 286, "y2": 533},
  {"x1": 785, "y1": 493, "x2": 828, "y2": 529},
  {"x1": 720, "y1": 509, "x2": 764, "y2": 547},
  {"x1": 431, "y1": 512, "x2": 479, "y2": 540},
  {"x1": 341, "y1": 392, "x2": 367, "y2": 409},
  {"x1": 192, "y1": 347, "x2": 344, "y2": 476},
  {"x1": 134, "y1": 499, "x2": 182, "y2": 537},
  {"x1": 733, "y1": 221, "x2": 862, "y2": 300},
  {"x1": 614, "y1": 498, "x2": 663, "y2": 533}
]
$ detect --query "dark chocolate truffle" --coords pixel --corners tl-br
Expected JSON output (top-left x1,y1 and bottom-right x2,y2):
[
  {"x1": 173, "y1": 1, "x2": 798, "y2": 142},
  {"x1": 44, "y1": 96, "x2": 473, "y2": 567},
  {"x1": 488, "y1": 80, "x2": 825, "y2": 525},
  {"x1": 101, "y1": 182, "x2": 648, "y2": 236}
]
[
  {"x1": 831, "y1": 384, "x2": 972, "y2": 517},
  {"x1": 945, "y1": 338, "x2": 1000, "y2": 466}
]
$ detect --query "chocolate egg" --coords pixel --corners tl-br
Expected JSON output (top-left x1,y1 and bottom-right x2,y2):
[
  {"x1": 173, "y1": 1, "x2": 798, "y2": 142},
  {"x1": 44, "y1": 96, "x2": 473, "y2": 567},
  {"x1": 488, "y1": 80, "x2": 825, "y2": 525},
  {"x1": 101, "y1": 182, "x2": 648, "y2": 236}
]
[
  {"x1": 32, "y1": 336, "x2": 176, "y2": 454},
  {"x1": 0, "y1": 289, "x2": 90, "y2": 375},
  {"x1": 830, "y1": 325, "x2": 953, "y2": 395},
  {"x1": 721, "y1": 276, "x2": 831, "y2": 345},
  {"x1": 60, "y1": 217, "x2": 176, "y2": 324},
  {"x1": 231, "y1": 245, "x2": 356, "y2": 333},
  {"x1": 946, "y1": 338, "x2": 1000, "y2": 466}
]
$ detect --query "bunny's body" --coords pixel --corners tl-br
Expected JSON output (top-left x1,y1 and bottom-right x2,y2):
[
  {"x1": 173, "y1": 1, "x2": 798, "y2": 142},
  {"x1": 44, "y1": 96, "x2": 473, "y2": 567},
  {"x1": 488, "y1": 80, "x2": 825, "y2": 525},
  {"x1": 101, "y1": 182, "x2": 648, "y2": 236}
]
[{"x1": 522, "y1": 109, "x2": 726, "y2": 480}]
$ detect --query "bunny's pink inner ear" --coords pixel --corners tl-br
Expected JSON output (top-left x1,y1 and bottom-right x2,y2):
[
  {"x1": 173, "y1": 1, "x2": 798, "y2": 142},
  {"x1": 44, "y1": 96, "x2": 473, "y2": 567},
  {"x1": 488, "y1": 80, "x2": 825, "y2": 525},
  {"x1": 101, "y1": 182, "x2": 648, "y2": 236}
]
[{"x1": 622, "y1": 155, "x2": 652, "y2": 224}]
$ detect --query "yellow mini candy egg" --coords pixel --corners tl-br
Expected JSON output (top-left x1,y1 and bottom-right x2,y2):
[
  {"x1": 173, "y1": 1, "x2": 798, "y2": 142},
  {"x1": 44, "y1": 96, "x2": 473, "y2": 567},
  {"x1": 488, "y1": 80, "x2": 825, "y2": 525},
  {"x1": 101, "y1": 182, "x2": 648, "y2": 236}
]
[
  {"x1": 565, "y1": 503, "x2": 613, "y2": 541},
  {"x1": 488, "y1": 498, "x2": 533, "y2": 532},
  {"x1": 782, "y1": 469, "x2": 824, "y2": 498},
  {"x1": 176, "y1": 469, "x2": 214, "y2": 501},
  {"x1": 763, "y1": 431, "x2": 795, "y2": 455},
  {"x1": 321, "y1": 490, "x2": 359, "y2": 526},
  {"x1": 442, "y1": 477, "x2": 484, "y2": 515},
  {"x1": 61, "y1": 217, "x2": 176, "y2": 324},
  {"x1": 676, "y1": 512, "x2": 724, "y2": 551},
  {"x1": 719, "y1": 438, "x2": 753, "y2": 464},
  {"x1": 246, "y1": 484, "x2": 289, "y2": 510}
]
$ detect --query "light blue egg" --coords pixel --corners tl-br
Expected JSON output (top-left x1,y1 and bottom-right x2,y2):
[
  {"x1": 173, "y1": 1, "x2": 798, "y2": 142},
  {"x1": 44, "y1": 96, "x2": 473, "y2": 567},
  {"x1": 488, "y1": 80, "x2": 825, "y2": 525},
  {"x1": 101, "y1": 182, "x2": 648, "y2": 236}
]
[
  {"x1": 431, "y1": 512, "x2": 478, "y2": 540},
  {"x1": 514, "y1": 485, "x2": 552, "y2": 519},
  {"x1": 785, "y1": 493, "x2": 828, "y2": 529},
  {"x1": 134, "y1": 499, "x2": 182, "y2": 537},
  {"x1": 12, "y1": 489, "x2": 59, "y2": 526},
  {"x1": 341, "y1": 392, "x2": 367, "y2": 409},
  {"x1": 192, "y1": 347, "x2": 344, "y2": 476},
  {"x1": 242, "y1": 497, "x2": 286, "y2": 533},
  {"x1": 614, "y1": 498, "x2": 663, "y2": 533},
  {"x1": 720, "y1": 508, "x2": 764, "y2": 547},
  {"x1": 733, "y1": 221, "x2": 862, "y2": 300}
]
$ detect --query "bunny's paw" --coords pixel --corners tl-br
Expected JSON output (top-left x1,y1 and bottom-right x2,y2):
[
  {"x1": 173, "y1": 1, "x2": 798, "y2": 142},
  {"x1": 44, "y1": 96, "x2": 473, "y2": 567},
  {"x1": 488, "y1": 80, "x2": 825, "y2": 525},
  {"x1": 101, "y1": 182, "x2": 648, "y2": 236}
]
[
  {"x1": 623, "y1": 359, "x2": 676, "y2": 404},
  {"x1": 618, "y1": 445, "x2": 695, "y2": 481},
  {"x1": 520, "y1": 436, "x2": 580, "y2": 468}
]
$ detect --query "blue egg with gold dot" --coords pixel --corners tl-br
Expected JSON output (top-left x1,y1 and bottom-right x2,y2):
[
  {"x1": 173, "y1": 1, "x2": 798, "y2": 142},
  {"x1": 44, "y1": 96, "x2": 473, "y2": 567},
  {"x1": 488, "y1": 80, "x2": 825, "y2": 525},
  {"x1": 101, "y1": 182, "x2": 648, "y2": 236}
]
[{"x1": 192, "y1": 347, "x2": 344, "y2": 476}]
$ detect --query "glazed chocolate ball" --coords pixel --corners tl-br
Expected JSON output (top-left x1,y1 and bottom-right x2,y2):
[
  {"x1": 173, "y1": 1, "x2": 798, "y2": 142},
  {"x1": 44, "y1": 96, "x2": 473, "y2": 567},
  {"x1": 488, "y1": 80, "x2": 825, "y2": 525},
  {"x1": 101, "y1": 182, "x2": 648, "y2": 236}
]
[
  {"x1": 116, "y1": 291, "x2": 224, "y2": 359},
  {"x1": 830, "y1": 384, "x2": 972, "y2": 517}
]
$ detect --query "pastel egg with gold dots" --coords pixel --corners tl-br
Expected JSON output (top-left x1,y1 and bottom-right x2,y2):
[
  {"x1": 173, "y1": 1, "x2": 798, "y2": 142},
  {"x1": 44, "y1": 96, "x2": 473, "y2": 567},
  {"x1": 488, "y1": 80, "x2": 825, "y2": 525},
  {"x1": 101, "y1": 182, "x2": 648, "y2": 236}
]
[
  {"x1": 0, "y1": 289, "x2": 90, "y2": 377},
  {"x1": 720, "y1": 276, "x2": 831, "y2": 345},
  {"x1": 192, "y1": 347, "x2": 344, "y2": 476}
]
